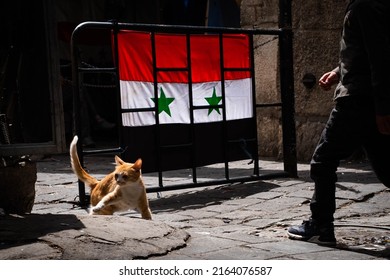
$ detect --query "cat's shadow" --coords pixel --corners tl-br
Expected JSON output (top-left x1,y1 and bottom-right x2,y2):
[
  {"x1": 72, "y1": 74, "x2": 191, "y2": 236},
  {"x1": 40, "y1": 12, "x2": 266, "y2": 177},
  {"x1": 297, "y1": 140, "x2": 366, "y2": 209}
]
[{"x1": 148, "y1": 181, "x2": 279, "y2": 213}]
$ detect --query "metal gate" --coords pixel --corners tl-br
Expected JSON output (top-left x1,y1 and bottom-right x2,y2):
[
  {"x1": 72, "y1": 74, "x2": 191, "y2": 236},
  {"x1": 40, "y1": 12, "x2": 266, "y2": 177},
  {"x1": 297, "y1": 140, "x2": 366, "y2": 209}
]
[{"x1": 71, "y1": 21, "x2": 297, "y2": 205}]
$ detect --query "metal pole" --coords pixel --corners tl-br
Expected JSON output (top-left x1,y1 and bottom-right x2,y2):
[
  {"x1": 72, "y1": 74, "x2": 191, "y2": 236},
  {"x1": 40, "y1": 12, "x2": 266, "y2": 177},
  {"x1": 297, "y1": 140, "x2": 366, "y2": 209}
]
[
  {"x1": 186, "y1": 33, "x2": 198, "y2": 184},
  {"x1": 71, "y1": 26, "x2": 87, "y2": 205},
  {"x1": 279, "y1": 0, "x2": 298, "y2": 177}
]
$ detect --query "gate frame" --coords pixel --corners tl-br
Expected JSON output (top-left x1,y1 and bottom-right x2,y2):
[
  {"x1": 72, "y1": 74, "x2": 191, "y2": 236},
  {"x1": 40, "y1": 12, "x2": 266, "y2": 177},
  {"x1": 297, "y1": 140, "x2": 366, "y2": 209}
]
[{"x1": 71, "y1": 19, "x2": 297, "y2": 206}]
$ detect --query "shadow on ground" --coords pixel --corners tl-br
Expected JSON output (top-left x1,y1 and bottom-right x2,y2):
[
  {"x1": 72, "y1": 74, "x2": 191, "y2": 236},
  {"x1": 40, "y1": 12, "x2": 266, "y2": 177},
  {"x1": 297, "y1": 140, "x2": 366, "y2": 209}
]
[
  {"x1": 0, "y1": 214, "x2": 85, "y2": 250},
  {"x1": 150, "y1": 181, "x2": 279, "y2": 213}
]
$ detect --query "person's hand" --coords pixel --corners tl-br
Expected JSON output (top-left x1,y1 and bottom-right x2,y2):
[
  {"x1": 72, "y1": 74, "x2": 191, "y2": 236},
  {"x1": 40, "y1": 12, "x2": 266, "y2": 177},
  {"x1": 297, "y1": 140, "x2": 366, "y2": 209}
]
[
  {"x1": 318, "y1": 71, "x2": 339, "y2": 91},
  {"x1": 376, "y1": 115, "x2": 390, "y2": 135}
]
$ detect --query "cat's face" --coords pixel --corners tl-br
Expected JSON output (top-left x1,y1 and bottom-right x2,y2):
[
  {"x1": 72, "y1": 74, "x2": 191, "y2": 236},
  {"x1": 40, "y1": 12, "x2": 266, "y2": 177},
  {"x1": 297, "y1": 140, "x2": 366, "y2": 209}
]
[{"x1": 114, "y1": 157, "x2": 142, "y2": 185}]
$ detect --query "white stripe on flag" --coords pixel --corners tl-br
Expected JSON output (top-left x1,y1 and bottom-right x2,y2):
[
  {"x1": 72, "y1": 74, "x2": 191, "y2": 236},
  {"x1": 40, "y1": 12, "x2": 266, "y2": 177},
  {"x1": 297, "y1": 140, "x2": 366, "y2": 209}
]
[{"x1": 120, "y1": 78, "x2": 253, "y2": 127}]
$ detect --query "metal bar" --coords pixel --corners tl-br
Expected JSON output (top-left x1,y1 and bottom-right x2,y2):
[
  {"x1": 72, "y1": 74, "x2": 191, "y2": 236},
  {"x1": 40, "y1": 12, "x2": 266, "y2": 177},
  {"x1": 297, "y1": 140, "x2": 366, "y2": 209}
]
[
  {"x1": 278, "y1": 0, "x2": 298, "y2": 177},
  {"x1": 193, "y1": 104, "x2": 223, "y2": 110},
  {"x1": 112, "y1": 21, "x2": 124, "y2": 155},
  {"x1": 121, "y1": 107, "x2": 155, "y2": 113},
  {"x1": 249, "y1": 34, "x2": 260, "y2": 176},
  {"x1": 71, "y1": 21, "x2": 283, "y2": 37},
  {"x1": 279, "y1": 0, "x2": 292, "y2": 30},
  {"x1": 185, "y1": 33, "x2": 198, "y2": 185},
  {"x1": 218, "y1": 33, "x2": 230, "y2": 181},
  {"x1": 77, "y1": 67, "x2": 117, "y2": 73},
  {"x1": 71, "y1": 26, "x2": 87, "y2": 206},
  {"x1": 82, "y1": 147, "x2": 124, "y2": 156},
  {"x1": 114, "y1": 22, "x2": 283, "y2": 36},
  {"x1": 122, "y1": 104, "x2": 226, "y2": 113},
  {"x1": 150, "y1": 32, "x2": 164, "y2": 188}
]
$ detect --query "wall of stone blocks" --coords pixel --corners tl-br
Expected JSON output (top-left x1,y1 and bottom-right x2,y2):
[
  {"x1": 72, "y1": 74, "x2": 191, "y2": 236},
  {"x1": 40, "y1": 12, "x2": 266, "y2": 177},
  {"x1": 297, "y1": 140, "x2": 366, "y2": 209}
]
[{"x1": 240, "y1": 0, "x2": 348, "y2": 161}]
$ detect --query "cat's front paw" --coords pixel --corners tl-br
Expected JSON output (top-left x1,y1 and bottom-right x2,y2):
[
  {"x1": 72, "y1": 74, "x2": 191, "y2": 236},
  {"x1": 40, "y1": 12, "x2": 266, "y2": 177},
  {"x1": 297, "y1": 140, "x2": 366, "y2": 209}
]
[{"x1": 91, "y1": 202, "x2": 104, "y2": 214}]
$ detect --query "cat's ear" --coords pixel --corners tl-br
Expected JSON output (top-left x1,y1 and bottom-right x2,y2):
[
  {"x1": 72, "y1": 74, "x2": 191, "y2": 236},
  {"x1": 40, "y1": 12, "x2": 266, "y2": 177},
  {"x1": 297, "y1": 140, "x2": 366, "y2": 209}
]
[
  {"x1": 132, "y1": 158, "x2": 142, "y2": 171},
  {"x1": 115, "y1": 155, "x2": 125, "y2": 166}
]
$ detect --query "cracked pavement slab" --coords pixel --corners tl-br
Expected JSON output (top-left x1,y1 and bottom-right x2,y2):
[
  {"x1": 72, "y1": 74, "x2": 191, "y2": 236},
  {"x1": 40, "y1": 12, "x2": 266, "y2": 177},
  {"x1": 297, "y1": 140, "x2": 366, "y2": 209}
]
[{"x1": 0, "y1": 214, "x2": 189, "y2": 260}]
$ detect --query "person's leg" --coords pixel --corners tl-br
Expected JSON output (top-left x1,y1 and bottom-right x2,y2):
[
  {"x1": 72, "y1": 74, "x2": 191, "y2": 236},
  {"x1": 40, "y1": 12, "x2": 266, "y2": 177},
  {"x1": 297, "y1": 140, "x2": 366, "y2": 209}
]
[
  {"x1": 288, "y1": 97, "x2": 369, "y2": 244},
  {"x1": 312, "y1": 97, "x2": 369, "y2": 222}
]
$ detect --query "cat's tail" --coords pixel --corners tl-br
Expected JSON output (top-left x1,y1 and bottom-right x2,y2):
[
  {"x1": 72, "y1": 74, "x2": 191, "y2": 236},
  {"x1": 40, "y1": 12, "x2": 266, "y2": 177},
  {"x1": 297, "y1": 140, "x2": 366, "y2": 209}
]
[{"x1": 70, "y1": 135, "x2": 99, "y2": 188}]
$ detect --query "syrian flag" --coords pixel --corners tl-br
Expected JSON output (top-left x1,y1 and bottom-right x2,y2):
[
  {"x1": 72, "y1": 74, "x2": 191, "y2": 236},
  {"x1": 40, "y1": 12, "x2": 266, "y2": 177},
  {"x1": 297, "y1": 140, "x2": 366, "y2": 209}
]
[
  {"x1": 117, "y1": 31, "x2": 253, "y2": 127},
  {"x1": 116, "y1": 30, "x2": 256, "y2": 172}
]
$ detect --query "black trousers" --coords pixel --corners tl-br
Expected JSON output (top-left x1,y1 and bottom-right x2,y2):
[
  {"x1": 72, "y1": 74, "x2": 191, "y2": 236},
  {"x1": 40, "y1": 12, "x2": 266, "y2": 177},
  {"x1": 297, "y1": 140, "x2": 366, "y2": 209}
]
[{"x1": 309, "y1": 96, "x2": 390, "y2": 224}]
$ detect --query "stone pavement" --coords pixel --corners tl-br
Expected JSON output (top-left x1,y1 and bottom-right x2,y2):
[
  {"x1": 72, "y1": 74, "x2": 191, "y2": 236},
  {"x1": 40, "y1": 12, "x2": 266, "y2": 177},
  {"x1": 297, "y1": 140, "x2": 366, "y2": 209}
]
[{"x1": 0, "y1": 154, "x2": 389, "y2": 260}]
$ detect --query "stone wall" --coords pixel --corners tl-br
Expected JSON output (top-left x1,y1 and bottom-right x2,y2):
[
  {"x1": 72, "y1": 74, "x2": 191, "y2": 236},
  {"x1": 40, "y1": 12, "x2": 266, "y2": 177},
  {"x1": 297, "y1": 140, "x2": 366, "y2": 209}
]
[{"x1": 240, "y1": 0, "x2": 348, "y2": 162}]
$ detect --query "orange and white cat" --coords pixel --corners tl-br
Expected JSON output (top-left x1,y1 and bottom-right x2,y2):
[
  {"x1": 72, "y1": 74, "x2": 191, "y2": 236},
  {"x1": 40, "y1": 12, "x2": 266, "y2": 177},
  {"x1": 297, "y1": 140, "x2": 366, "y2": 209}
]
[{"x1": 69, "y1": 135, "x2": 152, "y2": 219}]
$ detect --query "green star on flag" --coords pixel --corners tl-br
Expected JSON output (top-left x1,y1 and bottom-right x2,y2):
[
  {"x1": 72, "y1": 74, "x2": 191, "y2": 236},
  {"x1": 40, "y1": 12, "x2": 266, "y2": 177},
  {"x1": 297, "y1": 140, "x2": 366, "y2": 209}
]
[
  {"x1": 205, "y1": 87, "x2": 223, "y2": 115},
  {"x1": 151, "y1": 87, "x2": 175, "y2": 117}
]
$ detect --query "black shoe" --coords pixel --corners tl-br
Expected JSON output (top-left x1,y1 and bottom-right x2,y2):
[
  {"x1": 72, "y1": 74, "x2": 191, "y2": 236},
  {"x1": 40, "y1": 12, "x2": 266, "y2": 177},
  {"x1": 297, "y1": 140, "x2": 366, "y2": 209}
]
[{"x1": 287, "y1": 220, "x2": 336, "y2": 246}]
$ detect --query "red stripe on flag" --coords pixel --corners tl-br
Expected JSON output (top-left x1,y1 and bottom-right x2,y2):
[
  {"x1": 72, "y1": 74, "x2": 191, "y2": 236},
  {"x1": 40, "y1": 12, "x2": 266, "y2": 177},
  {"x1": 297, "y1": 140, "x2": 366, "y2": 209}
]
[{"x1": 117, "y1": 31, "x2": 251, "y2": 83}]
